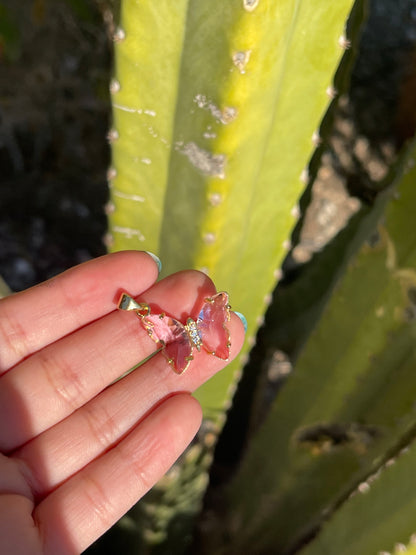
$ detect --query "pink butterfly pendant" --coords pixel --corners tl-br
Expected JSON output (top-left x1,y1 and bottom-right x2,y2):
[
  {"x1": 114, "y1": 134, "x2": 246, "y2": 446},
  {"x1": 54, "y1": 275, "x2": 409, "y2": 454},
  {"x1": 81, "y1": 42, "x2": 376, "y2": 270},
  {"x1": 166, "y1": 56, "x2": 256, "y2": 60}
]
[{"x1": 118, "y1": 291, "x2": 231, "y2": 374}]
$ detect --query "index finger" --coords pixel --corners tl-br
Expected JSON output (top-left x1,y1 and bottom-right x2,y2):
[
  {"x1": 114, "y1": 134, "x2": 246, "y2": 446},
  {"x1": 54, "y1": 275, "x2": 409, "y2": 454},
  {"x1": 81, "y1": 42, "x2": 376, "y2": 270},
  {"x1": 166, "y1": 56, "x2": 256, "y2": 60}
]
[{"x1": 0, "y1": 251, "x2": 160, "y2": 373}]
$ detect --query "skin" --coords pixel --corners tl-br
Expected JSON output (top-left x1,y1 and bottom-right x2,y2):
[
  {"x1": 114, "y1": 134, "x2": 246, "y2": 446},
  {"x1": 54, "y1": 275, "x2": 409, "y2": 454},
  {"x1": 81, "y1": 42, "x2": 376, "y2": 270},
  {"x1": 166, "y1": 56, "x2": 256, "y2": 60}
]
[{"x1": 0, "y1": 251, "x2": 245, "y2": 554}]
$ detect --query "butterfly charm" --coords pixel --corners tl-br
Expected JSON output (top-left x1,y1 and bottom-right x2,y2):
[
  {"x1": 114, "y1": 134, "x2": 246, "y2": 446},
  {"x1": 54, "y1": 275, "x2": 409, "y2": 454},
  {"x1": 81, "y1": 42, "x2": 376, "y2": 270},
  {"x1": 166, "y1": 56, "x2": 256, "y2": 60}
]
[{"x1": 118, "y1": 291, "x2": 231, "y2": 374}]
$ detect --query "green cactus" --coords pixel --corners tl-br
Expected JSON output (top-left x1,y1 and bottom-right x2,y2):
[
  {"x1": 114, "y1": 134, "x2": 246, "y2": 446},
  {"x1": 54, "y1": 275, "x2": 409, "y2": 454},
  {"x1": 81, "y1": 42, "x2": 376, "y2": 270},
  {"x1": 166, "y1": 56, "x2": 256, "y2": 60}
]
[
  {"x1": 297, "y1": 438, "x2": 416, "y2": 555},
  {"x1": 214, "y1": 140, "x2": 416, "y2": 555},
  {"x1": 108, "y1": 0, "x2": 357, "y2": 418},
  {"x1": 103, "y1": 0, "x2": 373, "y2": 552}
]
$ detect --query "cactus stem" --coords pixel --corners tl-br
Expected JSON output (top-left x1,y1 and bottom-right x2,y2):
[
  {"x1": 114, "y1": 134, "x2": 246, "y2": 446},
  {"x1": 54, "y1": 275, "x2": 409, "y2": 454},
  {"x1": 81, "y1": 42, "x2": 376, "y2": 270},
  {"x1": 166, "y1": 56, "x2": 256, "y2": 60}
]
[
  {"x1": 312, "y1": 130, "x2": 322, "y2": 146},
  {"x1": 256, "y1": 315, "x2": 265, "y2": 327},
  {"x1": 113, "y1": 104, "x2": 141, "y2": 114},
  {"x1": 103, "y1": 233, "x2": 114, "y2": 248},
  {"x1": 107, "y1": 128, "x2": 119, "y2": 143},
  {"x1": 240, "y1": 352, "x2": 250, "y2": 366},
  {"x1": 110, "y1": 78, "x2": 121, "y2": 94},
  {"x1": 283, "y1": 239, "x2": 292, "y2": 251},
  {"x1": 338, "y1": 34, "x2": 351, "y2": 50},
  {"x1": 202, "y1": 233, "x2": 216, "y2": 245},
  {"x1": 291, "y1": 204, "x2": 301, "y2": 218},
  {"x1": 113, "y1": 27, "x2": 126, "y2": 43},
  {"x1": 181, "y1": 142, "x2": 226, "y2": 178},
  {"x1": 107, "y1": 167, "x2": 117, "y2": 180},
  {"x1": 193, "y1": 94, "x2": 238, "y2": 124},
  {"x1": 112, "y1": 189, "x2": 145, "y2": 203},
  {"x1": 300, "y1": 168, "x2": 310, "y2": 183},
  {"x1": 232, "y1": 50, "x2": 252, "y2": 74},
  {"x1": 208, "y1": 192, "x2": 223, "y2": 206},
  {"x1": 274, "y1": 268, "x2": 283, "y2": 280},
  {"x1": 243, "y1": 0, "x2": 260, "y2": 13},
  {"x1": 112, "y1": 104, "x2": 158, "y2": 117},
  {"x1": 104, "y1": 201, "x2": 115, "y2": 215},
  {"x1": 358, "y1": 482, "x2": 371, "y2": 494},
  {"x1": 113, "y1": 225, "x2": 145, "y2": 241},
  {"x1": 146, "y1": 126, "x2": 158, "y2": 138},
  {"x1": 326, "y1": 85, "x2": 338, "y2": 98},
  {"x1": 248, "y1": 335, "x2": 256, "y2": 347}
]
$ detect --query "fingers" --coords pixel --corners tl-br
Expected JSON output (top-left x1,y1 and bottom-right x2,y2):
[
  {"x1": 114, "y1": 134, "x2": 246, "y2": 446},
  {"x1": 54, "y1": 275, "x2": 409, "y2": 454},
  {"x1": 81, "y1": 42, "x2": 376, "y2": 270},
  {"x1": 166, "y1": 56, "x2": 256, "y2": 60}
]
[
  {"x1": 34, "y1": 394, "x2": 202, "y2": 555},
  {"x1": 0, "y1": 251, "x2": 160, "y2": 373},
  {"x1": 1, "y1": 255, "x2": 247, "y2": 555},
  {"x1": 0, "y1": 269, "x2": 218, "y2": 451},
  {"x1": 14, "y1": 313, "x2": 244, "y2": 498}
]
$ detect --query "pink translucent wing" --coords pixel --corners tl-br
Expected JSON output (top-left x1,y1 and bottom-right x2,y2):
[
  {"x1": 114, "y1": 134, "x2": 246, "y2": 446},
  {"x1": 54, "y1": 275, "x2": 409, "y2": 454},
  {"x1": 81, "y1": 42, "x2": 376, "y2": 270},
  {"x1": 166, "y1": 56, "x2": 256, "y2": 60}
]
[
  {"x1": 163, "y1": 334, "x2": 193, "y2": 374},
  {"x1": 197, "y1": 292, "x2": 231, "y2": 360},
  {"x1": 141, "y1": 313, "x2": 193, "y2": 374}
]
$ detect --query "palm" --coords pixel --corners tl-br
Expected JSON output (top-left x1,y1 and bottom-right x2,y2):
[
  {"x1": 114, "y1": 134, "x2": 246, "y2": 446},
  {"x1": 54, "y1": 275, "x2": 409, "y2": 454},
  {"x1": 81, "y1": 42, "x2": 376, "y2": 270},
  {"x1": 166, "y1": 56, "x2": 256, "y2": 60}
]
[{"x1": 0, "y1": 252, "x2": 244, "y2": 554}]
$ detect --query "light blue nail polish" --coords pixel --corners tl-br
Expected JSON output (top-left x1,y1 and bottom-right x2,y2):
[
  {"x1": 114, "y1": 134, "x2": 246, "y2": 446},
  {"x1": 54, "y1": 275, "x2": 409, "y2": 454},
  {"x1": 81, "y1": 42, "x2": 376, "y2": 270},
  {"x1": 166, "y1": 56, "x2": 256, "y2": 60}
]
[
  {"x1": 234, "y1": 311, "x2": 248, "y2": 333},
  {"x1": 145, "y1": 251, "x2": 162, "y2": 273}
]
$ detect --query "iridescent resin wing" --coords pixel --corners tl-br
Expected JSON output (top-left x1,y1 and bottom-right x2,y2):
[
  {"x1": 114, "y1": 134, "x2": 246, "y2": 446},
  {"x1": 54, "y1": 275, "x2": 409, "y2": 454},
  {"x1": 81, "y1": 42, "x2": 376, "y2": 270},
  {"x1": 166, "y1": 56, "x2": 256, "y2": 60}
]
[
  {"x1": 197, "y1": 292, "x2": 231, "y2": 360},
  {"x1": 141, "y1": 313, "x2": 193, "y2": 374}
]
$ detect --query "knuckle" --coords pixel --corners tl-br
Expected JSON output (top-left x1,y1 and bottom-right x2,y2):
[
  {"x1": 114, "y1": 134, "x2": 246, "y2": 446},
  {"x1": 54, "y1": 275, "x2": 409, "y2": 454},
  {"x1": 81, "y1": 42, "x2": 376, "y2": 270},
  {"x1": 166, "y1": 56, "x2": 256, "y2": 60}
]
[
  {"x1": 83, "y1": 472, "x2": 116, "y2": 528},
  {"x1": 38, "y1": 348, "x2": 87, "y2": 412},
  {"x1": 120, "y1": 434, "x2": 161, "y2": 492},
  {"x1": 0, "y1": 307, "x2": 31, "y2": 371},
  {"x1": 82, "y1": 402, "x2": 121, "y2": 450}
]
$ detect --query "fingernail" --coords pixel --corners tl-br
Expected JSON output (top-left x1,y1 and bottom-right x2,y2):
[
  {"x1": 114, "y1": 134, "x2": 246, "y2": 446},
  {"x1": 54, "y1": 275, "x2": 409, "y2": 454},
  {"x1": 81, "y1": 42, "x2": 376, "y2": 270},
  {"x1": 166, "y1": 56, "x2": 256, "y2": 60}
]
[
  {"x1": 145, "y1": 251, "x2": 162, "y2": 273},
  {"x1": 234, "y1": 311, "x2": 248, "y2": 333}
]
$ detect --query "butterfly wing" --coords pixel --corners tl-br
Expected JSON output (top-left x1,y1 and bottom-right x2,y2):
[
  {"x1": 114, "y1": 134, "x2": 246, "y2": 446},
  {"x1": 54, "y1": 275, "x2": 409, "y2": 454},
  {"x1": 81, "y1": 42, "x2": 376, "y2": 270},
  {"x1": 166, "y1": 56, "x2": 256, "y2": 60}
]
[
  {"x1": 197, "y1": 292, "x2": 231, "y2": 360},
  {"x1": 142, "y1": 312, "x2": 193, "y2": 374}
]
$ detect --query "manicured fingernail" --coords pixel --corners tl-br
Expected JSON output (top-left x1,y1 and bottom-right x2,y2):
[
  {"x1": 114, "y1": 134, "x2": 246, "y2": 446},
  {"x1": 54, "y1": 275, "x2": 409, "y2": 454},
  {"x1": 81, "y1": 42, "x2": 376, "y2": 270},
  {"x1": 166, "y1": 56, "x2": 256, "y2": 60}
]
[
  {"x1": 145, "y1": 251, "x2": 162, "y2": 273},
  {"x1": 234, "y1": 311, "x2": 248, "y2": 333}
]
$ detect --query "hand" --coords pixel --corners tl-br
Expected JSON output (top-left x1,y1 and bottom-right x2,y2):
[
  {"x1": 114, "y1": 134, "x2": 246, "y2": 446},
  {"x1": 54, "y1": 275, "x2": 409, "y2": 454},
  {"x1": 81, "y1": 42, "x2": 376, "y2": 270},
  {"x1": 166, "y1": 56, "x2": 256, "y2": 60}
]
[{"x1": 0, "y1": 252, "x2": 245, "y2": 554}]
